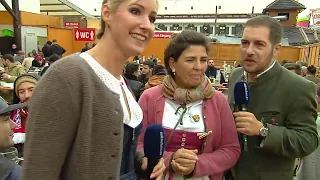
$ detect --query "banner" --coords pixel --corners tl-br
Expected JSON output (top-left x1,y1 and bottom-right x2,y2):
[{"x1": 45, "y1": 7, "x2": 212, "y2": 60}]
[{"x1": 153, "y1": 32, "x2": 173, "y2": 38}]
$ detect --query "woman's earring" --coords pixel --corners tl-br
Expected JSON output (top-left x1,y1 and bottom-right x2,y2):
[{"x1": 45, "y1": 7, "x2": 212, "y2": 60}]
[{"x1": 172, "y1": 69, "x2": 176, "y2": 76}]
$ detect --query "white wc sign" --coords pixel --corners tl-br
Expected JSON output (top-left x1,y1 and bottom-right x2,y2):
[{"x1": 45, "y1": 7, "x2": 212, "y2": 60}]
[{"x1": 74, "y1": 29, "x2": 96, "y2": 41}]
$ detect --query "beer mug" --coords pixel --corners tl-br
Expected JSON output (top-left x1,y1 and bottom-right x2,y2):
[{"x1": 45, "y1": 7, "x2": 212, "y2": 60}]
[{"x1": 209, "y1": 76, "x2": 215, "y2": 84}]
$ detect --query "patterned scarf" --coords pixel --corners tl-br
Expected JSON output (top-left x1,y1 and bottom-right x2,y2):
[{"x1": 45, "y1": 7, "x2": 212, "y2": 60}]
[{"x1": 162, "y1": 75, "x2": 214, "y2": 105}]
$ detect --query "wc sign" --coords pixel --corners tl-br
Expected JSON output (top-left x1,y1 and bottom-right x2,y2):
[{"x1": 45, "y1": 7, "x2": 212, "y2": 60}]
[{"x1": 74, "y1": 29, "x2": 96, "y2": 41}]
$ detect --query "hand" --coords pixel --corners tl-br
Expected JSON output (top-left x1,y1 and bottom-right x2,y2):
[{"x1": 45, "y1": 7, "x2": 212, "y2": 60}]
[
  {"x1": 171, "y1": 149, "x2": 198, "y2": 176},
  {"x1": 233, "y1": 111, "x2": 263, "y2": 136},
  {"x1": 2, "y1": 73, "x2": 9, "y2": 79},
  {"x1": 141, "y1": 157, "x2": 165, "y2": 180}
]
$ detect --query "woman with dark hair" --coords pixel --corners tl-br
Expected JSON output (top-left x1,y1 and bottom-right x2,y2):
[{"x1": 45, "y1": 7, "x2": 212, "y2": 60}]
[
  {"x1": 124, "y1": 62, "x2": 144, "y2": 101},
  {"x1": 21, "y1": 0, "x2": 165, "y2": 179},
  {"x1": 138, "y1": 31, "x2": 240, "y2": 180}
]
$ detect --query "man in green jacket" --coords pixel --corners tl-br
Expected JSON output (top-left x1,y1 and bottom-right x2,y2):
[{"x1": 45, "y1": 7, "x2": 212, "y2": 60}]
[
  {"x1": 1, "y1": 54, "x2": 26, "y2": 83},
  {"x1": 228, "y1": 16, "x2": 319, "y2": 180}
]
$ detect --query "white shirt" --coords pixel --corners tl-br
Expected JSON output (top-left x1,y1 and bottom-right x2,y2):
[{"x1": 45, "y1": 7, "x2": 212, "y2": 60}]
[
  {"x1": 243, "y1": 60, "x2": 276, "y2": 80},
  {"x1": 162, "y1": 99, "x2": 205, "y2": 132},
  {"x1": 80, "y1": 52, "x2": 142, "y2": 128}
]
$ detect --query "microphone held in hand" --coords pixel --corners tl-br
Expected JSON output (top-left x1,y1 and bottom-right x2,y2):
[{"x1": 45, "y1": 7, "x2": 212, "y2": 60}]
[
  {"x1": 144, "y1": 124, "x2": 166, "y2": 180},
  {"x1": 234, "y1": 81, "x2": 250, "y2": 151},
  {"x1": 234, "y1": 81, "x2": 250, "y2": 111}
]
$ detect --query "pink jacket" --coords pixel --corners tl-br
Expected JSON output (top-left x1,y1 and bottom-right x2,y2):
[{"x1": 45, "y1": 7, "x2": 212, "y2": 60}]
[{"x1": 138, "y1": 85, "x2": 240, "y2": 180}]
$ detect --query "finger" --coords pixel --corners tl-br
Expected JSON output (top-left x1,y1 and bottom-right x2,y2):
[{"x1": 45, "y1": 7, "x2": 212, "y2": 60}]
[
  {"x1": 234, "y1": 116, "x2": 251, "y2": 123},
  {"x1": 151, "y1": 161, "x2": 165, "y2": 179},
  {"x1": 191, "y1": 149, "x2": 198, "y2": 154},
  {"x1": 173, "y1": 160, "x2": 190, "y2": 174},
  {"x1": 141, "y1": 157, "x2": 148, "y2": 170},
  {"x1": 174, "y1": 152, "x2": 198, "y2": 161},
  {"x1": 236, "y1": 128, "x2": 248, "y2": 134},
  {"x1": 235, "y1": 122, "x2": 248, "y2": 128},
  {"x1": 171, "y1": 160, "x2": 181, "y2": 174},
  {"x1": 152, "y1": 158, "x2": 164, "y2": 173},
  {"x1": 174, "y1": 158, "x2": 196, "y2": 166},
  {"x1": 233, "y1": 111, "x2": 252, "y2": 118}
]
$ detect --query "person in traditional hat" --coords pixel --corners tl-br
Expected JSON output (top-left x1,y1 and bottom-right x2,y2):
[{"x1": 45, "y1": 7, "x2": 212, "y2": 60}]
[
  {"x1": 11, "y1": 73, "x2": 40, "y2": 157},
  {"x1": 0, "y1": 96, "x2": 26, "y2": 180}
]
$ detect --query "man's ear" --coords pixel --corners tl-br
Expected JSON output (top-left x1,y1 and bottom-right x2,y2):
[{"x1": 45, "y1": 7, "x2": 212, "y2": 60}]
[{"x1": 273, "y1": 43, "x2": 281, "y2": 57}]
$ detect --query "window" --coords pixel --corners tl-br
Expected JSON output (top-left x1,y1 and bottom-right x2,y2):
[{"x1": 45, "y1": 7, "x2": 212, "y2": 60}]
[
  {"x1": 170, "y1": 24, "x2": 182, "y2": 31},
  {"x1": 278, "y1": 13, "x2": 289, "y2": 20},
  {"x1": 185, "y1": 24, "x2": 197, "y2": 31}
]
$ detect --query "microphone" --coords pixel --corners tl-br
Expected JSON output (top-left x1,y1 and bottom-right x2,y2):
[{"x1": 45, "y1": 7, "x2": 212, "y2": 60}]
[
  {"x1": 144, "y1": 124, "x2": 166, "y2": 180},
  {"x1": 234, "y1": 81, "x2": 250, "y2": 152}
]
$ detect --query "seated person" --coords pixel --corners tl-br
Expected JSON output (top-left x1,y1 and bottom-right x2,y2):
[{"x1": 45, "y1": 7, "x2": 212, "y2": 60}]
[
  {"x1": 0, "y1": 96, "x2": 26, "y2": 180},
  {"x1": 0, "y1": 54, "x2": 26, "y2": 104},
  {"x1": 1, "y1": 54, "x2": 26, "y2": 83},
  {"x1": 11, "y1": 74, "x2": 40, "y2": 157},
  {"x1": 283, "y1": 63, "x2": 302, "y2": 75},
  {"x1": 40, "y1": 54, "x2": 60, "y2": 76},
  {"x1": 205, "y1": 59, "x2": 225, "y2": 84}
]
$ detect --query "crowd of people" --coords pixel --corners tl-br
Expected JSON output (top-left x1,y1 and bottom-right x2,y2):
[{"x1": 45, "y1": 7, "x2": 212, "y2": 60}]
[{"x1": 0, "y1": 0, "x2": 319, "y2": 180}]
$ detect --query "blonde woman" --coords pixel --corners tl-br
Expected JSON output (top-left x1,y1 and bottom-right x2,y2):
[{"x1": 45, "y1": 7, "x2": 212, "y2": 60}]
[{"x1": 21, "y1": 0, "x2": 164, "y2": 179}]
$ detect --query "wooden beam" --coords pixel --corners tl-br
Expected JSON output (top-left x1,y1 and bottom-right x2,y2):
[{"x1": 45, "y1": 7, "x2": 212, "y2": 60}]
[
  {"x1": 40, "y1": 3, "x2": 64, "y2": 6},
  {"x1": 12, "y1": 0, "x2": 22, "y2": 50},
  {"x1": 0, "y1": 0, "x2": 18, "y2": 20},
  {"x1": 40, "y1": 9, "x2": 76, "y2": 12}
]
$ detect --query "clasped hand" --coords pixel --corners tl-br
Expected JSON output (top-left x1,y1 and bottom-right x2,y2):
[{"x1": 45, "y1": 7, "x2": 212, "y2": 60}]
[
  {"x1": 171, "y1": 148, "x2": 198, "y2": 176},
  {"x1": 233, "y1": 111, "x2": 263, "y2": 136}
]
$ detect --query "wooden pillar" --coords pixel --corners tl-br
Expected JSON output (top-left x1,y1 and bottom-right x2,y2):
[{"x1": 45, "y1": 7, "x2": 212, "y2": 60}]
[
  {"x1": 0, "y1": 0, "x2": 21, "y2": 50},
  {"x1": 12, "y1": 0, "x2": 22, "y2": 50}
]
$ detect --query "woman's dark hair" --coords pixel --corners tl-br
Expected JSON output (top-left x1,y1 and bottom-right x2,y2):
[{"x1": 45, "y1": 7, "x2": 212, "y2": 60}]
[
  {"x1": 164, "y1": 31, "x2": 210, "y2": 76},
  {"x1": 307, "y1": 65, "x2": 317, "y2": 75},
  {"x1": 124, "y1": 62, "x2": 139, "y2": 80}
]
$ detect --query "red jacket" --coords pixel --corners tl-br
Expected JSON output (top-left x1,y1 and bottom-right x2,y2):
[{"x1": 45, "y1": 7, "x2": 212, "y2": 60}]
[
  {"x1": 11, "y1": 108, "x2": 28, "y2": 144},
  {"x1": 137, "y1": 85, "x2": 240, "y2": 179}
]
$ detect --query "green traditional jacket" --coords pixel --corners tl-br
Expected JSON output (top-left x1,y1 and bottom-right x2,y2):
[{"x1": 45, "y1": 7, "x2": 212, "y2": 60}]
[{"x1": 228, "y1": 62, "x2": 319, "y2": 180}]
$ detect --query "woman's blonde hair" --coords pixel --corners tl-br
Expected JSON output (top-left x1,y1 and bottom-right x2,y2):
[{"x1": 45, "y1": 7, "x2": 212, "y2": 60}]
[{"x1": 97, "y1": 0, "x2": 159, "y2": 39}]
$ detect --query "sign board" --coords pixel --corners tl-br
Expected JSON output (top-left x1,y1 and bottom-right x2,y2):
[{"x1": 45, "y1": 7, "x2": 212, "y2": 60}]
[
  {"x1": 74, "y1": 29, "x2": 95, "y2": 41},
  {"x1": 311, "y1": 8, "x2": 320, "y2": 26},
  {"x1": 64, "y1": 22, "x2": 79, "y2": 28},
  {"x1": 153, "y1": 32, "x2": 173, "y2": 38}
]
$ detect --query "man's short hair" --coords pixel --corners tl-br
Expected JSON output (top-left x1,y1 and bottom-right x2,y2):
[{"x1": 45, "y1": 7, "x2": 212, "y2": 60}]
[
  {"x1": 142, "y1": 60, "x2": 155, "y2": 69},
  {"x1": 307, "y1": 65, "x2": 317, "y2": 75},
  {"x1": 2, "y1": 54, "x2": 14, "y2": 63},
  {"x1": 245, "y1": 15, "x2": 283, "y2": 45},
  {"x1": 52, "y1": 39, "x2": 57, "y2": 43}
]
